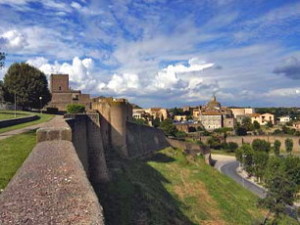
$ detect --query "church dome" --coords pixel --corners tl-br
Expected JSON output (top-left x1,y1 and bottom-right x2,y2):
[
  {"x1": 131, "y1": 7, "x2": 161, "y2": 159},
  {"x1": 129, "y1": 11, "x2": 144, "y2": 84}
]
[{"x1": 206, "y1": 96, "x2": 221, "y2": 111}]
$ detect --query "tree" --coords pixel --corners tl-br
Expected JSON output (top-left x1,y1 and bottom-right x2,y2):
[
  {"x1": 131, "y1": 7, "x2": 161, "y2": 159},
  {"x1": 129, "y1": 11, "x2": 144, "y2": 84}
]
[
  {"x1": 285, "y1": 138, "x2": 293, "y2": 154},
  {"x1": 252, "y1": 151, "x2": 269, "y2": 182},
  {"x1": 241, "y1": 117, "x2": 254, "y2": 131},
  {"x1": 159, "y1": 118, "x2": 177, "y2": 136},
  {"x1": 3, "y1": 63, "x2": 51, "y2": 109},
  {"x1": 236, "y1": 127, "x2": 247, "y2": 136},
  {"x1": 226, "y1": 142, "x2": 238, "y2": 152},
  {"x1": 266, "y1": 121, "x2": 273, "y2": 128},
  {"x1": 259, "y1": 167, "x2": 298, "y2": 224},
  {"x1": 251, "y1": 139, "x2": 271, "y2": 153},
  {"x1": 237, "y1": 144, "x2": 254, "y2": 175},
  {"x1": 273, "y1": 140, "x2": 281, "y2": 156},
  {"x1": 253, "y1": 120, "x2": 260, "y2": 130},
  {"x1": 0, "y1": 52, "x2": 5, "y2": 68},
  {"x1": 207, "y1": 136, "x2": 222, "y2": 149}
]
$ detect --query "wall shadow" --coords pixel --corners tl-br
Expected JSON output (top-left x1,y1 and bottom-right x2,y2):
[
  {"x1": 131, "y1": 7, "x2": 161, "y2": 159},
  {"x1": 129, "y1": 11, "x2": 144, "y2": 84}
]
[{"x1": 94, "y1": 152, "x2": 196, "y2": 225}]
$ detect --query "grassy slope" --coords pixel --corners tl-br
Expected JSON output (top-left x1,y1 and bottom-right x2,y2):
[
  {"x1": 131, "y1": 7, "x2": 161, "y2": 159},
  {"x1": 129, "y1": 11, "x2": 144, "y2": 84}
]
[
  {"x1": 0, "y1": 112, "x2": 54, "y2": 133},
  {"x1": 0, "y1": 130, "x2": 36, "y2": 190},
  {"x1": 97, "y1": 147, "x2": 298, "y2": 225}
]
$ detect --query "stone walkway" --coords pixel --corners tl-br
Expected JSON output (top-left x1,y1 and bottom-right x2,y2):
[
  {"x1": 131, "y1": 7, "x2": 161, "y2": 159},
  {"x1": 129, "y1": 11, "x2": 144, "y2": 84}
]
[{"x1": 0, "y1": 116, "x2": 59, "y2": 141}]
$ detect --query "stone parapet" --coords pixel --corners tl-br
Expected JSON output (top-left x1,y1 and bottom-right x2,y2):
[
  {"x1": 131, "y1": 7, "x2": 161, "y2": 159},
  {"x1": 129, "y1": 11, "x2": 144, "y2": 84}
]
[{"x1": 0, "y1": 116, "x2": 105, "y2": 225}]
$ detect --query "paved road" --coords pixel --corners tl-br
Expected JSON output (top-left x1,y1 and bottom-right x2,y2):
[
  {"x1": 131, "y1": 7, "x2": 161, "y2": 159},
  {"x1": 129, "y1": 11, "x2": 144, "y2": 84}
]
[
  {"x1": 212, "y1": 154, "x2": 298, "y2": 219},
  {"x1": 0, "y1": 116, "x2": 58, "y2": 141},
  {"x1": 220, "y1": 160, "x2": 266, "y2": 198}
]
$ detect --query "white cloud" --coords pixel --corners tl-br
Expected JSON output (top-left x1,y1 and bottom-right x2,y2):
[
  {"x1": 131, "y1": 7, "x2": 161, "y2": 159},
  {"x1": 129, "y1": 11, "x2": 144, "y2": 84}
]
[
  {"x1": 26, "y1": 56, "x2": 97, "y2": 91},
  {"x1": 265, "y1": 87, "x2": 300, "y2": 97},
  {"x1": 71, "y1": 1, "x2": 82, "y2": 10},
  {"x1": 0, "y1": 29, "x2": 28, "y2": 50}
]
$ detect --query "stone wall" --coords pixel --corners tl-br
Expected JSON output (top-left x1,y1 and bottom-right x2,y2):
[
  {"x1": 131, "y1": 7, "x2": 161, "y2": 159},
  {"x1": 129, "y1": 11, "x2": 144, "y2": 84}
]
[
  {"x1": 126, "y1": 122, "x2": 170, "y2": 158},
  {"x1": 166, "y1": 138, "x2": 212, "y2": 164},
  {"x1": 66, "y1": 114, "x2": 110, "y2": 183},
  {"x1": 227, "y1": 135, "x2": 300, "y2": 152},
  {"x1": 0, "y1": 115, "x2": 39, "y2": 128},
  {"x1": 0, "y1": 117, "x2": 105, "y2": 225}
]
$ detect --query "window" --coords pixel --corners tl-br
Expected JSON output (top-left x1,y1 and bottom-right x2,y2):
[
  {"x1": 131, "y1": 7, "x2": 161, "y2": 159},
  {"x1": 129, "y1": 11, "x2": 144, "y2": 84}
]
[{"x1": 59, "y1": 86, "x2": 62, "y2": 91}]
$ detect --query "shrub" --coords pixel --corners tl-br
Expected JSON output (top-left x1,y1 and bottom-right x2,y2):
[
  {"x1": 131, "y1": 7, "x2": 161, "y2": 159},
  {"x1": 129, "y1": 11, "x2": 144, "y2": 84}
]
[
  {"x1": 252, "y1": 139, "x2": 271, "y2": 153},
  {"x1": 226, "y1": 142, "x2": 239, "y2": 152},
  {"x1": 46, "y1": 107, "x2": 58, "y2": 114},
  {"x1": 66, "y1": 104, "x2": 85, "y2": 114}
]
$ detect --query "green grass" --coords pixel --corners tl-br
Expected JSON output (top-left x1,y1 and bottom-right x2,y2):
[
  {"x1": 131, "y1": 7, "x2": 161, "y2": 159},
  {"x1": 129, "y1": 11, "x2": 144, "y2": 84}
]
[
  {"x1": 0, "y1": 112, "x2": 54, "y2": 134},
  {"x1": 0, "y1": 131, "x2": 36, "y2": 190},
  {"x1": 0, "y1": 110, "x2": 33, "y2": 120},
  {"x1": 96, "y1": 147, "x2": 298, "y2": 225}
]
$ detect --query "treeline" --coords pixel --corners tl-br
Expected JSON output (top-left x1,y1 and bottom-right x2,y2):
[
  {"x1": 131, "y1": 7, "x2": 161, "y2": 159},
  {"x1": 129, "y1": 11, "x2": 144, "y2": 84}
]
[
  {"x1": 235, "y1": 139, "x2": 300, "y2": 223},
  {"x1": 256, "y1": 107, "x2": 300, "y2": 120}
]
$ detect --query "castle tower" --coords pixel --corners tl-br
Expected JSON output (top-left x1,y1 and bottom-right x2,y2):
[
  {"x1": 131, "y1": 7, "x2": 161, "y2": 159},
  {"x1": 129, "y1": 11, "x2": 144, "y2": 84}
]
[
  {"x1": 50, "y1": 74, "x2": 69, "y2": 93},
  {"x1": 92, "y1": 97, "x2": 132, "y2": 158}
]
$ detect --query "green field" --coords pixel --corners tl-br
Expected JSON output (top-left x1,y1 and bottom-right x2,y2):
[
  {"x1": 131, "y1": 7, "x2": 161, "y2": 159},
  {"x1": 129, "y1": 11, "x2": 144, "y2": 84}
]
[
  {"x1": 96, "y1": 147, "x2": 298, "y2": 225},
  {"x1": 0, "y1": 112, "x2": 54, "y2": 134},
  {"x1": 0, "y1": 131, "x2": 36, "y2": 190},
  {"x1": 0, "y1": 110, "x2": 33, "y2": 120}
]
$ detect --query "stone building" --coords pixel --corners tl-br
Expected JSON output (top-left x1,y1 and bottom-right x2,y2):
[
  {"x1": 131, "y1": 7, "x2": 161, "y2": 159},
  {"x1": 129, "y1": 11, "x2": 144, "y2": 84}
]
[
  {"x1": 250, "y1": 113, "x2": 275, "y2": 125},
  {"x1": 144, "y1": 107, "x2": 169, "y2": 121},
  {"x1": 230, "y1": 107, "x2": 255, "y2": 118},
  {"x1": 48, "y1": 74, "x2": 91, "y2": 111},
  {"x1": 200, "y1": 111, "x2": 223, "y2": 130},
  {"x1": 197, "y1": 96, "x2": 236, "y2": 130}
]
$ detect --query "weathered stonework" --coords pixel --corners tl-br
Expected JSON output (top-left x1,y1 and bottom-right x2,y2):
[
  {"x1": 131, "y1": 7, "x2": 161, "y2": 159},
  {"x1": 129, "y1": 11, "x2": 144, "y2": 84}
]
[{"x1": 47, "y1": 74, "x2": 91, "y2": 111}]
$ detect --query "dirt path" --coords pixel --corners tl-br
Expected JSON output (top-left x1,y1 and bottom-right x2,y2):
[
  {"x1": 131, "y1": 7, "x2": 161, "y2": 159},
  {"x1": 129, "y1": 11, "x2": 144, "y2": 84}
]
[{"x1": 0, "y1": 116, "x2": 60, "y2": 141}]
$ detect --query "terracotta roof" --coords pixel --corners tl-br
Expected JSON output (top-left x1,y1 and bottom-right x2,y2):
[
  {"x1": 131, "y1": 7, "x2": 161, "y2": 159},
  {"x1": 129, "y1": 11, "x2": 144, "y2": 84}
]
[{"x1": 249, "y1": 113, "x2": 261, "y2": 117}]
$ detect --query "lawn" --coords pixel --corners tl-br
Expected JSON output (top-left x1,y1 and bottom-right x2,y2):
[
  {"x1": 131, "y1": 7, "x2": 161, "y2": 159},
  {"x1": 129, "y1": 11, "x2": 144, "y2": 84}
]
[
  {"x1": 0, "y1": 131, "x2": 36, "y2": 190},
  {"x1": 0, "y1": 110, "x2": 33, "y2": 120},
  {"x1": 95, "y1": 147, "x2": 298, "y2": 225},
  {"x1": 0, "y1": 112, "x2": 54, "y2": 134}
]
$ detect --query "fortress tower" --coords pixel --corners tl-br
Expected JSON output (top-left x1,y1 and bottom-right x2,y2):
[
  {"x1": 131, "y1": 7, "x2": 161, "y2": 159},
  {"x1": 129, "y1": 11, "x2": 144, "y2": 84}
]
[
  {"x1": 48, "y1": 74, "x2": 91, "y2": 111},
  {"x1": 91, "y1": 97, "x2": 133, "y2": 158}
]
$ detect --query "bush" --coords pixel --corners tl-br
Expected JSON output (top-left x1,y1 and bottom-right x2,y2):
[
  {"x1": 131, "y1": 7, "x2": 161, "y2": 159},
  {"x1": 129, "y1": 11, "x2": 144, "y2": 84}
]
[
  {"x1": 226, "y1": 142, "x2": 239, "y2": 152},
  {"x1": 207, "y1": 136, "x2": 222, "y2": 149},
  {"x1": 46, "y1": 107, "x2": 58, "y2": 114},
  {"x1": 252, "y1": 139, "x2": 271, "y2": 153},
  {"x1": 66, "y1": 104, "x2": 85, "y2": 114}
]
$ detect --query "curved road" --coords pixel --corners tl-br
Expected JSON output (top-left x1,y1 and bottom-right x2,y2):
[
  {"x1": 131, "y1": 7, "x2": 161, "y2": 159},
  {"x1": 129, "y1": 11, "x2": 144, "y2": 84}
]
[
  {"x1": 213, "y1": 154, "x2": 298, "y2": 220},
  {"x1": 220, "y1": 161, "x2": 266, "y2": 198}
]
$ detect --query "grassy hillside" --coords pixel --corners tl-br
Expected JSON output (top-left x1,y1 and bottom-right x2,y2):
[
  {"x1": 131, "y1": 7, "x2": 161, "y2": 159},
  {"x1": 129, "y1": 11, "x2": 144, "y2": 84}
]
[
  {"x1": 96, "y1": 147, "x2": 298, "y2": 225},
  {"x1": 0, "y1": 130, "x2": 36, "y2": 190}
]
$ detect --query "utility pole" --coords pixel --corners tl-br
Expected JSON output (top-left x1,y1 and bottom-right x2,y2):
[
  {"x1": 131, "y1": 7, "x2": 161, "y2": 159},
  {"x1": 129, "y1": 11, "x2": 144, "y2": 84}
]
[{"x1": 39, "y1": 96, "x2": 43, "y2": 114}]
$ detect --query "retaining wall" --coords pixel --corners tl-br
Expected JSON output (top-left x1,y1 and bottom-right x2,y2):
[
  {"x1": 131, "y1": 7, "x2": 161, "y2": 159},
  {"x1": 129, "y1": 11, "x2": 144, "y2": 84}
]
[
  {"x1": 0, "y1": 116, "x2": 105, "y2": 225},
  {"x1": 0, "y1": 115, "x2": 39, "y2": 128},
  {"x1": 227, "y1": 135, "x2": 300, "y2": 152},
  {"x1": 126, "y1": 122, "x2": 170, "y2": 158},
  {"x1": 166, "y1": 138, "x2": 212, "y2": 164}
]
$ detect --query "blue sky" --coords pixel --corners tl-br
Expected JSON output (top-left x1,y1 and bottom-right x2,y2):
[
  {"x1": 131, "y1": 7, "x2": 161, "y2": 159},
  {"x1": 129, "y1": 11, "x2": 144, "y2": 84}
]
[{"x1": 1, "y1": 0, "x2": 300, "y2": 108}]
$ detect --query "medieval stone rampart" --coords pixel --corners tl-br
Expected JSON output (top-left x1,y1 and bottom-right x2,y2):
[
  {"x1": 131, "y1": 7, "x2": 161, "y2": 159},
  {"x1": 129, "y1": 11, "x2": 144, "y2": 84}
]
[
  {"x1": 166, "y1": 138, "x2": 212, "y2": 164},
  {"x1": 126, "y1": 122, "x2": 170, "y2": 158},
  {"x1": 0, "y1": 117, "x2": 105, "y2": 225}
]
